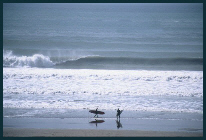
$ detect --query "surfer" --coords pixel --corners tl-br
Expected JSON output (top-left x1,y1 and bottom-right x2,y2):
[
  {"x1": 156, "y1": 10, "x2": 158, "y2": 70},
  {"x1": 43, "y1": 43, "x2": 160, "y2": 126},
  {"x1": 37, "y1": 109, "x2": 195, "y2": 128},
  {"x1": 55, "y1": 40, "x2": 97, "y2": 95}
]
[
  {"x1": 94, "y1": 108, "x2": 98, "y2": 118},
  {"x1": 117, "y1": 108, "x2": 121, "y2": 119}
]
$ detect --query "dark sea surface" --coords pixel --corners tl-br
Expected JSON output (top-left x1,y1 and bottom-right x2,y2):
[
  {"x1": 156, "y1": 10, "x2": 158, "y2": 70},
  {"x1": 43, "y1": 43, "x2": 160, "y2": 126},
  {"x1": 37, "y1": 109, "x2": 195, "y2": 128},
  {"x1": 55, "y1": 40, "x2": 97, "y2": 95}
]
[{"x1": 3, "y1": 3, "x2": 203, "y2": 70}]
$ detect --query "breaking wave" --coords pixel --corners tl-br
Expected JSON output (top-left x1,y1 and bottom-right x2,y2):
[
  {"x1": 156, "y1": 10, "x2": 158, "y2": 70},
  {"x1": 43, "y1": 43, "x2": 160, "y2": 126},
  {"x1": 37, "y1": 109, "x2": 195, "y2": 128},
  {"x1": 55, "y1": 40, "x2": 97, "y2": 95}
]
[
  {"x1": 3, "y1": 50, "x2": 54, "y2": 68},
  {"x1": 3, "y1": 50, "x2": 203, "y2": 69}
]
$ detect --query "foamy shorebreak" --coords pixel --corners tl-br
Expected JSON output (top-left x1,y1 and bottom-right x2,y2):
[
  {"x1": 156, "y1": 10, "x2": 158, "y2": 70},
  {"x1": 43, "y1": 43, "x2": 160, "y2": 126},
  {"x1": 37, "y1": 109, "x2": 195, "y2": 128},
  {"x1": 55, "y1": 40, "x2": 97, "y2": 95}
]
[{"x1": 3, "y1": 68, "x2": 203, "y2": 113}]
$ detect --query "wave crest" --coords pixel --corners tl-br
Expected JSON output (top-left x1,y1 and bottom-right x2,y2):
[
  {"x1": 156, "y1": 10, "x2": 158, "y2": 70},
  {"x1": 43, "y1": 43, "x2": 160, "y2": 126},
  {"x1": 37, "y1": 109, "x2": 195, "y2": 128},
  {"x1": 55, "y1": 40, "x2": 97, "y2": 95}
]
[
  {"x1": 3, "y1": 50, "x2": 203, "y2": 70},
  {"x1": 3, "y1": 50, "x2": 54, "y2": 68}
]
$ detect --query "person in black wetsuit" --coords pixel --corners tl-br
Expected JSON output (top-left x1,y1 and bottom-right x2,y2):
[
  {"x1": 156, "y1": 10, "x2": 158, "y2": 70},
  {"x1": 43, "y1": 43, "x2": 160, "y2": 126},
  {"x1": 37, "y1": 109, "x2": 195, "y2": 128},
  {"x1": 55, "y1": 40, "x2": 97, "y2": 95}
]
[
  {"x1": 117, "y1": 108, "x2": 121, "y2": 120},
  {"x1": 94, "y1": 108, "x2": 98, "y2": 118}
]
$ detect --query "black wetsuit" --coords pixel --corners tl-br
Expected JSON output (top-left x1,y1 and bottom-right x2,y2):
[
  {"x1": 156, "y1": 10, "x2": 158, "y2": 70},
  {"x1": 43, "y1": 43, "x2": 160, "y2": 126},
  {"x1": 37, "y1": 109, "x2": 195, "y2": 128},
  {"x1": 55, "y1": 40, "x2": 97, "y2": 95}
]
[{"x1": 117, "y1": 109, "x2": 121, "y2": 119}]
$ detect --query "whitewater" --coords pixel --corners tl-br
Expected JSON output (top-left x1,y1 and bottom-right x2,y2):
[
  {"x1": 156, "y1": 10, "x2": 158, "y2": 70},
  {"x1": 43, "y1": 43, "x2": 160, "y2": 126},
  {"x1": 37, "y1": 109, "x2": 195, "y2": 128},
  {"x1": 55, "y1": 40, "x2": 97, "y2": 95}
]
[
  {"x1": 3, "y1": 67, "x2": 203, "y2": 114},
  {"x1": 3, "y1": 50, "x2": 203, "y2": 114}
]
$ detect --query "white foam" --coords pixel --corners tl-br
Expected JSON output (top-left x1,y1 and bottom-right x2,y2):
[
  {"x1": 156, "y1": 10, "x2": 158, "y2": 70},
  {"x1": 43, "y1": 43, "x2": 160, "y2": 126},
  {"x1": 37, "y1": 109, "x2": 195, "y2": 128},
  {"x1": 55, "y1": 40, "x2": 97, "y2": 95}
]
[
  {"x1": 3, "y1": 50, "x2": 54, "y2": 68},
  {"x1": 3, "y1": 68, "x2": 203, "y2": 113}
]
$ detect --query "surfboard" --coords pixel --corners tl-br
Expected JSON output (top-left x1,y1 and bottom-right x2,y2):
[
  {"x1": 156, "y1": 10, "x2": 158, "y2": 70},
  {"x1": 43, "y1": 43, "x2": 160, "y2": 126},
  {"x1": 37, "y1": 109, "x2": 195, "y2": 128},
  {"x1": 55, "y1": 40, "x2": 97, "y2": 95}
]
[
  {"x1": 89, "y1": 120, "x2": 105, "y2": 123},
  {"x1": 89, "y1": 110, "x2": 105, "y2": 115}
]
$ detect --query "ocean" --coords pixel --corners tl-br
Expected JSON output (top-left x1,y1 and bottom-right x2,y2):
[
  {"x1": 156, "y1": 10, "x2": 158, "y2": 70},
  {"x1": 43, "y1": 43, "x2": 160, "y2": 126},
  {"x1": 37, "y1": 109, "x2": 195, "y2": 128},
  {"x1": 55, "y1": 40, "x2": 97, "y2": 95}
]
[{"x1": 3, "y1": 3, "x2": 203, "y2": 130}]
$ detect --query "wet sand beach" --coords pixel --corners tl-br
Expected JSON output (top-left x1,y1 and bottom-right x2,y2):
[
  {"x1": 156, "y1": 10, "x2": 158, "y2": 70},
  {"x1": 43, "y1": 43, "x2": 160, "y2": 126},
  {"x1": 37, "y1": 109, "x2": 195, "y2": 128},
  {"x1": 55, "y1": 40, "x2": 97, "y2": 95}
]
[
  {"x1": 3, "y1": 113, "x2": 203, "y2": 137},
  {"x1": 3, "y1": 128, "x2": 202, "y2": 137}
]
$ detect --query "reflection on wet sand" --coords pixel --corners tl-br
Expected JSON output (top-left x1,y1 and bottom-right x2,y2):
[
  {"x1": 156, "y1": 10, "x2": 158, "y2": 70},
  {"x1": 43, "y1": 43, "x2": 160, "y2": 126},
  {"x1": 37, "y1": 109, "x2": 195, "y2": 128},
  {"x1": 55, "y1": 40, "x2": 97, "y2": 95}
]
[
  {"x1": 116, "y1": 119, "x2": 123, "y2": 129},
  {"x1": 89, "y1": 119, "x2": 105, "y2": 127},
  {"x1": 89, "y1": 119, "x2": 105, "y2": 123}
]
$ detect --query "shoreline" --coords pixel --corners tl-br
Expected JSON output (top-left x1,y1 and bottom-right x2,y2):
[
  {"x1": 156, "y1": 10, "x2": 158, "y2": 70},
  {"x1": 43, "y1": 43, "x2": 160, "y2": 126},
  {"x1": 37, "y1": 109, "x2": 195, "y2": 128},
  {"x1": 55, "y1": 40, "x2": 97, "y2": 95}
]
[
  {"x1": 3, "y1": 128, "x2": 203, "y2": 137},
  {"x1": 3, "y1": 116, "x2": 203, "y2": 137}
]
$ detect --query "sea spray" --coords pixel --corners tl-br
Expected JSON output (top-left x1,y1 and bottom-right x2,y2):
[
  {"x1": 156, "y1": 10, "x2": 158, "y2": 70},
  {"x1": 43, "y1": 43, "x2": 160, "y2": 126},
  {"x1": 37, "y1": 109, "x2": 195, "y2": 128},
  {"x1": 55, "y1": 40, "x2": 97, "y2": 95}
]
[{"x1": 3, "y1": 50, "x2": 54, "y2": 68}]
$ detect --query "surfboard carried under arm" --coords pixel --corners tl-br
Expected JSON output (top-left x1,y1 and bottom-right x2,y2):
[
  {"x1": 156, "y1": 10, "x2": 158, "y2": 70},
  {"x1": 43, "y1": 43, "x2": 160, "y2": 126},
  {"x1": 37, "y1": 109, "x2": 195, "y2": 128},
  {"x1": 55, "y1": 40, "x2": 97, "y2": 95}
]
[
  {"x1": 89, "y1": 110, "x2": 105, "y2": 115},
  {"x1": 89, "y1": 119, "x2": 105, "y2": 123}
]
